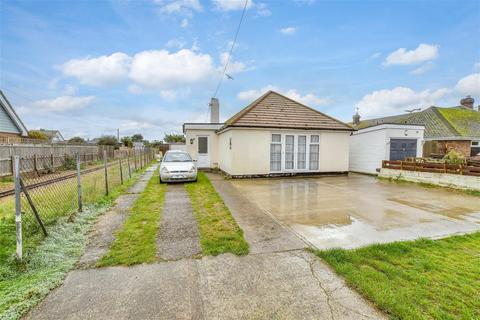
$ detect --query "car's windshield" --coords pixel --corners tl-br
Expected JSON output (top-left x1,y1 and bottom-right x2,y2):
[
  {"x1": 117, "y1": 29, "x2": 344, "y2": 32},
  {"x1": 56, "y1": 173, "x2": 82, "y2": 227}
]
[{"x1": 163, "y1": 152, "x2": 192, "y2": 162}]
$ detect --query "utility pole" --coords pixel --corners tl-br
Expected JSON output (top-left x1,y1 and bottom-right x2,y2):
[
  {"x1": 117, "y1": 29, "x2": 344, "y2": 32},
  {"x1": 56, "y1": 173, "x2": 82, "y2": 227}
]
[{"x1": 117, "y1": 128, "x2": 120, "y2": 142}]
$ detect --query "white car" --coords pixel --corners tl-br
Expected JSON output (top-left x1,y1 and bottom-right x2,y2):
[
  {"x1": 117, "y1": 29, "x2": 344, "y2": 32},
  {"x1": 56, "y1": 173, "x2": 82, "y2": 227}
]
[{"x1": 159, "y1": 150, "x2": 197, "y2": 183}]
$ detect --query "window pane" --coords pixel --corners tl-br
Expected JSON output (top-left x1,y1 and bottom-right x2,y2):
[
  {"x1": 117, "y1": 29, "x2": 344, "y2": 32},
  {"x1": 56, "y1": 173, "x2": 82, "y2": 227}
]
[
  {"x1": 311, "y1": 135, "x2": 319, "y2": 143},
  {"x1": 309, "y1": 144, "x2": 319, "y2": 170},
  {"x1": 198, "y1": 137, "x2": 208, "y2": 154},
  {"x1": 297, "y1": 136, "x2": 306, "y2": 169},
  {"x1": 285, "y1": 135, "x2": 294, "y2": 169},
  {"x1": 270, "y1": 144, "x2": 282, "y2": 171},
  {"x1": 272, "y1": 134, "x2": 281, "y2": 143}
]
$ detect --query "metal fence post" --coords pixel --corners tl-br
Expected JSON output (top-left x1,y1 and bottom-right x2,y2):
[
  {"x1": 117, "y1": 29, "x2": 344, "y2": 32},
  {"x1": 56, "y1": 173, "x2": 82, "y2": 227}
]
[
  {"x1": 119, "y1": 157, "x2": 123, "y2": 185},
  {"x1": 76, "y1": 153, "x2": 83, "y2": 212},
  {"x1": 104, "y1": 150, "x2": 109, "y2": 195},
  {"x1": 14, "y1": 156, "x2": 22, "y2": 261},
  {"x1": 134, "y1": 150, "x2": 137, "y2": 171},
  {"x1": 127, "y1": 152, "x2": 132, "y2": 178}
]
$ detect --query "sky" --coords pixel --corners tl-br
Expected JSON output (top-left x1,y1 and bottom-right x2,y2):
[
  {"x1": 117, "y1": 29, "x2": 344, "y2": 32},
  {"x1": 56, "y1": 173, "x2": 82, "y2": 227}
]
[{"x1": 1, "y1": 0, "x2": 479, "y2": 141}]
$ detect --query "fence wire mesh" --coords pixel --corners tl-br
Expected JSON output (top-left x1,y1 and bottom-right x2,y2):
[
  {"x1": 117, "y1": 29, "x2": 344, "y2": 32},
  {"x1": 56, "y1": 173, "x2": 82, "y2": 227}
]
[{"x1": 0, "y1": 148, "x2": 155, "y2": 260}]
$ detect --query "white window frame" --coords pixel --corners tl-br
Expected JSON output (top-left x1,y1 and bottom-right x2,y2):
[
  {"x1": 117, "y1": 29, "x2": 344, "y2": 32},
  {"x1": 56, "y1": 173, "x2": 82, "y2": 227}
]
[
  {"x1": 270, "y1": 134, "x2": 282, "y2": 172},
  {"x1": 269, "y1": 133, "x2": 320, "y2": 173}
]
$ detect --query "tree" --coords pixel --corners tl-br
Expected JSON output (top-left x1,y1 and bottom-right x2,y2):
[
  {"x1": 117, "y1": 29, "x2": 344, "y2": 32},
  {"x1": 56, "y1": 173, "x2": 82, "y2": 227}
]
[
  {"x1": 150, "y1": 140, "x2": 163, "y2": 148},
  {"x1": 163, "y1": 133, "x2": 185, "y2": 143},
  {"x1": 68, "y1": 136, "x2": 86, "y2": 145},
  {"x1": 121, "y1": 136, "x2": 133, "y2": 148},
  {"x1": 28, "y1": 130, "x2": 48, "y2": 140},
  {"x1": 131, "y1": 134, "x2": 144, "y2": 142},
  {"x1": 97, "y1": 135, "x2": 118, "y2": 146}
]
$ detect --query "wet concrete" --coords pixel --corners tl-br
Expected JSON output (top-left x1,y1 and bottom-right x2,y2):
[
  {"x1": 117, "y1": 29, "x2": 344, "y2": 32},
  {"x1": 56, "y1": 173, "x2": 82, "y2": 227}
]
[
  {"x1": 208, "y1": 173, "x2": 306, "y2": 254},
  {"x1": 76, "y1": 165, "x2": 156, "y2": 268},
  {"x1": 227, "y1": 173, "x2": 480, "y2": 249},
  {"x1": 157, "y1": 184, "x2": 201, "y2": 260},
  {"x1": 25, "y1": 250, "x2": 385, "y2": 320}
]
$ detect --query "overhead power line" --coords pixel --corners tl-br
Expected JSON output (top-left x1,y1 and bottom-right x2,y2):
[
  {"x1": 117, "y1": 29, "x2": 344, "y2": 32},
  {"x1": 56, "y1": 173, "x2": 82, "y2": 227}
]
[{"x1": 212, "y1": 0, "x2": 248, "y2": 99}]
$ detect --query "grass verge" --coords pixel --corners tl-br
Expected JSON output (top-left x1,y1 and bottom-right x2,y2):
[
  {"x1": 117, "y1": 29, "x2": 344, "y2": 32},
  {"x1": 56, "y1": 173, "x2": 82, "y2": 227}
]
[
  {"x1": 98, "y1": 168, "x2": 166, "y2": 266},
  {"x1": 315, "y1": 232, "x2": 480, "y2": 320},
  {"x1": 0, "y1": 166, "x2": 149, "y2": 320},
  {"x1": 185, "y1": 172, "x2": 248, "y2": 256}
]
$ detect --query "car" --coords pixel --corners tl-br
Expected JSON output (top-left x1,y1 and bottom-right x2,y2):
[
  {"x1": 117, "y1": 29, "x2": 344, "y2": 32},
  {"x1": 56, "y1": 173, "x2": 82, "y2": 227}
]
[{"x1": 159, "y1": 150, "x2": 197, "y2": 183}]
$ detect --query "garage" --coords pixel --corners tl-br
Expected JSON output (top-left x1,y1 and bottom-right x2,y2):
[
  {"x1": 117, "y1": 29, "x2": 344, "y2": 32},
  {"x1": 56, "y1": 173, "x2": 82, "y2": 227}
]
[
  {"x1": 349, "y1": 124, "x2": 425, "y2": 174},
  {"x1": 389, "y1": 139, "x2": 417, "y2": 161}
]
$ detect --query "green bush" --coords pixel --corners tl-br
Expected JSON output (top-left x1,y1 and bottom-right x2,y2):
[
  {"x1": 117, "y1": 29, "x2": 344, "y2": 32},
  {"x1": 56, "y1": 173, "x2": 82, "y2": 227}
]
[{"x1": 443, "y1": 149, "x2": 465, "y2": 165}]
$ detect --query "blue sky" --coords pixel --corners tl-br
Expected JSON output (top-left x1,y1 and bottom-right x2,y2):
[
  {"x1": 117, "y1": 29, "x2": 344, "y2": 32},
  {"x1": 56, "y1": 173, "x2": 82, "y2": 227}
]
[{"x1": 1, "y1": 0, "x2": 479, "y2": 140}]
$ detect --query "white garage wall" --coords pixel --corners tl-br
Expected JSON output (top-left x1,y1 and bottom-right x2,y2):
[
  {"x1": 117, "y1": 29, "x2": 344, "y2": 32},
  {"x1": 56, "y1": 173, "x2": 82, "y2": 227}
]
[{"x1": 349, "y1": 124, "x2": 424, "y2": 174}]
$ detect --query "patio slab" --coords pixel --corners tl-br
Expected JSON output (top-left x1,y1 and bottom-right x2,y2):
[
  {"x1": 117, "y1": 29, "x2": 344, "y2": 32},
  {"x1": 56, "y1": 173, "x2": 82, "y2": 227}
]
[{"x1": 223, "y1": 173, "x2": 480, "y2": 249}]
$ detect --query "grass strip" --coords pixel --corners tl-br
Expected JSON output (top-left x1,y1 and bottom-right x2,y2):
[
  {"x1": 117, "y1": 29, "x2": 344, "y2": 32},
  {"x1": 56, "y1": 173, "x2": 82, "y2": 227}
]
[
  {"x1": 0, "y1": 166, "x2": 149, "y2": 320},
  {"x1": 315, "y1": 232, "x2": 480, "y2": 320},
  {"x1": 185, "y1": 172, "x2": 249, "y2": 256},
  {"x1": 98, "y1": 168, "x2": 166, "y2": 266}
]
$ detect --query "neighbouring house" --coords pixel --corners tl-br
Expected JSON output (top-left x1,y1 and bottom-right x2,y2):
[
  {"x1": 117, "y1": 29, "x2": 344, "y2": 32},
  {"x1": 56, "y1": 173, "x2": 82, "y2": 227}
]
[
  {"x1": 183, "y1": 90, "x2": 353, "y2": 177},
  {"x1": 352, "y1": 96, "x2": 480, "y2": 159},
  {"x1": 0, "y1": 90, "x2": 28, "y2": 139},
  {"x1": 38, "y1": 129, "x2": 65, "y2": 143}
]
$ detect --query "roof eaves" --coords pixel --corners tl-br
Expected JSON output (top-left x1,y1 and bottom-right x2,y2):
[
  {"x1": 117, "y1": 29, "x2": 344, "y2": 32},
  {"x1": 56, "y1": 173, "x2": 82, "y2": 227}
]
[{"x1": 0, "y1": 90, "x2": 29, "y2": 136}]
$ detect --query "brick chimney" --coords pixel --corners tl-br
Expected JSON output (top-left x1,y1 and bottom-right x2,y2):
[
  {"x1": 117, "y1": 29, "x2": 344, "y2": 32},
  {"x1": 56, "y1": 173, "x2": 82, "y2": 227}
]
[
  {"x1": 209, "y1": 97, "x2": 219, "y2": 123},
  {"x1": 460, "y1": 95, "x2": 474, "y2": 109}
]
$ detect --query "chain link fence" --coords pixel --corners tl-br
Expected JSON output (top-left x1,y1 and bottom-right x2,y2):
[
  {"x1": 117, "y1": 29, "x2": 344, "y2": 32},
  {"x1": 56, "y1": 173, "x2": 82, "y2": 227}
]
[{"x1": 1, "y1": 148, "x2": 155, "y2": 260}]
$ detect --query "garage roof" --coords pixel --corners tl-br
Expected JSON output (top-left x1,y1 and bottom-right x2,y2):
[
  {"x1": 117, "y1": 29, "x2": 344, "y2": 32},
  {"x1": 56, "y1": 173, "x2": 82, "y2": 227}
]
[{"x1": 220, "y1": 91, "x2": 353, "y2": 132}]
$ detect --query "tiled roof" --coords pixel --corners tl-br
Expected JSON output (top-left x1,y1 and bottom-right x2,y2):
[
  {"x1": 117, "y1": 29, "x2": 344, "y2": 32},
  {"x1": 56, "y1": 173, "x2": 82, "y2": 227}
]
[
  {"x1": 222, "y1": 91, "x2": 352, "y2": 131},
  {"x1": 355, "y1": 106, "x2": 480, "y2": 139}
]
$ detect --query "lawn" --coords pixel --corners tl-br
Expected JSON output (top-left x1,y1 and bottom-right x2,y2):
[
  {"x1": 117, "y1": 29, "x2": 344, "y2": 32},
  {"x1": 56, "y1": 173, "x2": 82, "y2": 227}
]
[
  {"x1": 185, "y1": 172, "x2": 249, "y2": 256},
  {"x1": 98, "y1": 168, "x2": 166, "y2": 266},
  {"x1": 315, "y1": 232, "x2": 480, "y2": 320}
]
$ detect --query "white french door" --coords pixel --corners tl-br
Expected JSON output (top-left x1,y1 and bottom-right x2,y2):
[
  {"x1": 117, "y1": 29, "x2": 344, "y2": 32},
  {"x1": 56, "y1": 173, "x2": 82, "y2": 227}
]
[{"x1": 270, "y1": 133, "x2": 320, "y2": 173}]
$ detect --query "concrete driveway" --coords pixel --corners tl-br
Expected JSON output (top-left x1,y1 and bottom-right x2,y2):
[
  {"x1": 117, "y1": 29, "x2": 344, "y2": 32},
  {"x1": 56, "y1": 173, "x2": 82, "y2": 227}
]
[{"x1": 226, "y1": 174, "x2": 480, "y2": 249}]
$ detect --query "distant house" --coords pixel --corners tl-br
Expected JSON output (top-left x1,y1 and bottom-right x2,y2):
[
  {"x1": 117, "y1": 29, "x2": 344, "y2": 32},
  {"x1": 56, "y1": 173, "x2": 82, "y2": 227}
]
[
  {"x1": 352, "y1": 96, "x2": 480, "y2": 158},
  {"x1": 38, "y1": 129, "x2": 65, "y2": 143},
  {"x1": 0, "y1": 90, "x2": 28, "y2": 139},
  {"x1": 183, "y1": 90, "x2": 353, "y2": 177}
]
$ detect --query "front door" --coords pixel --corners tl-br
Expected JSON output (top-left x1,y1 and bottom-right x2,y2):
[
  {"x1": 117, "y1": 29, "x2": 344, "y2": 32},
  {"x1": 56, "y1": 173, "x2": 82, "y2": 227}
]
[
  {"x1": 390, "y1": 139, "x2": 417, "y2": 161},
  {"x1": 197, "y1": 136, "x2": 210, "y2": 168}
]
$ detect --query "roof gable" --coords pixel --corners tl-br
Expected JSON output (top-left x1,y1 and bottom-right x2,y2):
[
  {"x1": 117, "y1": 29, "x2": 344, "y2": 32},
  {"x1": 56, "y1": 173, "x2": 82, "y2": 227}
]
[
  {"x1": 223, "y1": 91, "x2": 352, "y2": 131},
  {"x1": 0, "y1": 90, "x2": 28, "y2": 136}
]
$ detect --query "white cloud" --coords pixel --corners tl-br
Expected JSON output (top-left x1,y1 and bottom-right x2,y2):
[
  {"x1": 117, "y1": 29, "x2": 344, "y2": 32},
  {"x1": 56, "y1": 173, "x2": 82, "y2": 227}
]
[
  {"x1": 32, "y1": 95, "x2": 95, "y2": 112},
  {"x1": 219, "y1": 52, "x2": 248, "y2": 75},
  {"x1": 370, "y1": 52, "x2": 381, "y2": 59},
  {"x1": 411, "y1": 62, "x2": 434, "y2": 75},
  {"x1": 154, "y1": 0, "x2": 202, "y2": 16},
  {"x1": 181, "y1": 18, "x2": 189, "y2": 27},
  {"x1": 384, "y1": 43, "x2": 439, "y2": 66},
  {"x1": 129, "y1": 49, "x2": 215, "y2": 90},
  {"x1": 355, "y1": 87, "x2": 450, "y2": 118},
  {"x1": 455, "y1": 73, "x2": 480, "y2": 96},
  {"x1": 166, "y1": 38, "x2": 186, "y2": 49},
  {"x1": 255, "y1": 2, "x2": 271, "y2": 16},
  {"x1": 212, "y1": 0, "x2": 253, "y2": 11},
  {"x1": 237, "y1": 85, "x2": 330, "y2": 106},
  {"x1": 280, "y1": 27, "x2": 296, "y2": 35},
  {"x1": 60, "y1": 53, "x2": 131, "y2": 86}
]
